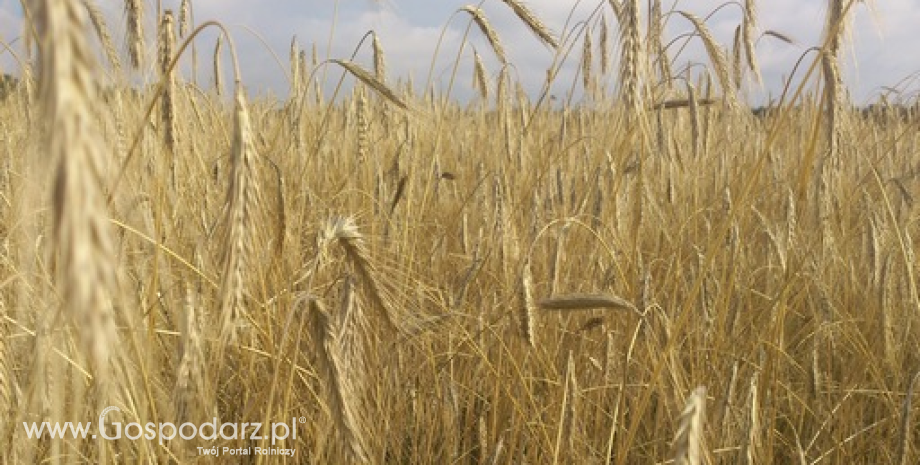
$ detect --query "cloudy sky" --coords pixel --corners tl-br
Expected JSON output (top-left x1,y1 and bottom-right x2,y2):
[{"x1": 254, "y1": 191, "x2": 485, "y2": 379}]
[{"x1": 1, "y1": 0, "x2": 919, "y2": 105}]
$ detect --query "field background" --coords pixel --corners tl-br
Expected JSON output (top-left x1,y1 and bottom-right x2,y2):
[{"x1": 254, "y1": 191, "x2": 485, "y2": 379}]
[{"x1": 2, "y1": 0, "x2": 919, "y2": 463}]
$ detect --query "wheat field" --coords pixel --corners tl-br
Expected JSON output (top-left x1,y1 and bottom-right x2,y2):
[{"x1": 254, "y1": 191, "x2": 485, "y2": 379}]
[{"x1": 1, "y1": 0, "x2": 919, "y2": 463}]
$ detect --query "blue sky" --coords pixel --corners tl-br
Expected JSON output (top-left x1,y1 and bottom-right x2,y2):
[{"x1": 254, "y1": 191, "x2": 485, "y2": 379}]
[{"x1": 1, "y1": 1, "x2": 919, "y2": 105}]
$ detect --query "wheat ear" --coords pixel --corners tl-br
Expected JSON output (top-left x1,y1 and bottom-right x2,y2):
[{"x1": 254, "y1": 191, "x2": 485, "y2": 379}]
[
  {"x1": 461, "y1": 6, "x2": 507, "y2": 64},
  {"x1": 81, "y1": 0, "x2": 121, "y2": 74},
  {"x1": 125, "y1": 0, "x2": 144, "y2": 69},
  {"x1": 673, "y1": 386, "x2": 707, "y2": 465},
  {"x1": 218, "y1": 83, "x2": 261, "y2": 344},
  {"x1": 500, "y1": 0, "x2": 558, "y2": 49},
  {"x1": 35, "y1": 0, "x2": 119, "y2": 405},
  {"x1": 305, "y1": 296, "x2": 369, "y2": 463}
]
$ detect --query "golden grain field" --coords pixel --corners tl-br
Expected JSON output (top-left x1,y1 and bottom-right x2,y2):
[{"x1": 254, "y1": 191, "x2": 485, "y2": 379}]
[{"x1": 1, "y1": 0, "x2": 918, "y2": 463}]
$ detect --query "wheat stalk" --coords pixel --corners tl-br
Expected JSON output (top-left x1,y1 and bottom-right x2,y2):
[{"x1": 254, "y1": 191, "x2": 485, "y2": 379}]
[
  {"x1": 305, "y1": 296, "x2": 369, "y2": 463},
  {"x1": 158, "y1": 10, "x2": 178, "y2": 159},
  {"x1": 519, "y1": 260, "x2": 536, "y2": 347},
  {"x1": 372, "y1": 32, "x2": 386, "y2": 83},
  {"x1": 356, "y1": 86, "x2": 368, "y2": 162},
  {"x1": 218, "y1": 83, "x2": 262, "y2": 344},
  {"x1": 35, "y1": 0, "x2": 119, "y2": 413},
  {"x1": 618, "y1": 0, "x2": 642, "y2": 114},
  {"x1": 174, "y1": 276, "x2": 206, "y2": 431},
  {"x1": 81, "y1": 0, "x2": 121, "y2": 75},
  {"x1": 323, "y1": 217, "x2": 399, "y2": 334},
  {"x1": 678, "y1": 12, "x2": 736, "y2": 109},
  {"x1": 179, "y1": 0, "x2": 191, "y2": 37},
  {"x1": 473, "y1": 49, "x2": 489, "y2": 102},
  {"x1": 537, "y1": 293, "x2": 637, "y2": 313},
  {"x1": 213, "y1": 35, "x2": 223, "y2": 96},
  {"x1": 673, "y1": 386, "x2": 707, "y2": 465},
  {"x1": 500, "y1": 0, "x2": 558, "y2": 49},
  {"x1": 581, "y1": 27, "x2": 593, "y2": 94},
  {"x1": 461, "y1": 6, "x2": 507, "y2": 64},
  {"x1": 332, "y1": 59, "x2": 407, "y2": 110},
  {"x1": 125, "y1": 0, "x2": 144, "y2": 69},
  {"x1": 742, "y1": 0, "x2": 761, "y2": 83},
  {"x1": 897, "y1": 371, "x2": 920, "y2": 465},
  {"x1": 599, "y1": 14, "x2": 610, "y2": 75}
]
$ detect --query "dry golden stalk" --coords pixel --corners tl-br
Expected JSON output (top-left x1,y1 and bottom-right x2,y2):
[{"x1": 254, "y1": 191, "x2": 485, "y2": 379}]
[
  {"x1": 742, "y1": 373, "x2": 761, "y2": 464},
  {"x1": 218, "y1": 84, "x2": 262, "y2": 344},
  {"x1": 461, "y1": 6, "x2": 507, "y2": 64},
  {"x1": 0, "y1": 304, "x2": 11, "y2": 445},
  {"x1": 673, "y1": 386, "x2": 707, "y2": 465},
  {"x1": 732, "y1": 26, "x2": 743, "y2": 89},
  {"x1": 473, "y1": 49, "x2": 489, "y2": 101},
  {"x1": 125, "y1": 0, "x2": 144, "y2": 69},
  {"x1": 897, "y1": 372, "x2": 920, "y2": 465},
  {"x1": 35, "y1": 0, "x2": 119, "y2": 401},
  {"x1": 687, "y1": 81, "x2": 701, "y2": 158},
  {"x1": 500, "y1": 0, "x2": 558, "y2": 49},
  {"x1": 305, "y1": 296, "x2": 369, "y2": 463}
]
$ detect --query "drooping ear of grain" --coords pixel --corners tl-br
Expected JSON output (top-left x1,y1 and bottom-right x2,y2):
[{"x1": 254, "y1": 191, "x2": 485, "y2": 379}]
[
  {"x1": 218, "y1": 84, "x2": 262, "y2": 344},
  {"x1": 306, "y1": 297, "x2": 370, "y2": 463},
  {"x1": 81, "y1": 0, "x2": 121, "y2": 75},
  {"x1": 500, "y1": 0, "x2": 558, "y2": 49},
  {"x1": 461, "y1": 6, "x2": 507, "y2": 64},
  {"x1": 678, "y1": 12, "x2": 736, "y2": 110},
  {"x1": 324, "y1": 217, "x2": 398, "y2": 334},
  {"x1": 332, "y1": 60, "x2": 407, "y2": 110},
  {"x1": 35, "y1": 0, "x2": 119, "y2": 410},
  {"x1": 742, "y1": 0, "x2": 761, "y2": 83}
]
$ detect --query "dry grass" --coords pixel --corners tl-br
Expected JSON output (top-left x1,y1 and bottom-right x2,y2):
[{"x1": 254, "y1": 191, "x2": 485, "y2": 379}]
[{"x1": 2, "y1": 1, "x2": 919, "y2": 463}]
